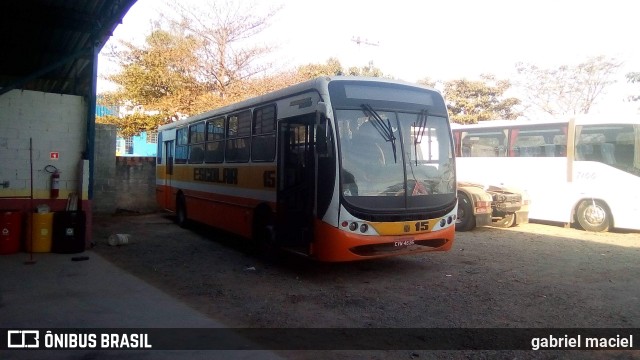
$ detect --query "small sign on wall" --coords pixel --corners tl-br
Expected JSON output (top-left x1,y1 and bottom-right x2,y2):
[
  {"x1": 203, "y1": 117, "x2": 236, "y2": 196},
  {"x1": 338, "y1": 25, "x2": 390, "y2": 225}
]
[{"x1": 50, "y1": 152, "x2": 59, "y2": 160}]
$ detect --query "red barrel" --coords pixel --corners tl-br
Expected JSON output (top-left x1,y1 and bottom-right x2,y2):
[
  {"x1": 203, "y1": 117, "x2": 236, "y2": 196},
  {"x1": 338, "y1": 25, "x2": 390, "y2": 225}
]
[{"x1": 0, "y1": 211, "x2": 22, "y2": 254}]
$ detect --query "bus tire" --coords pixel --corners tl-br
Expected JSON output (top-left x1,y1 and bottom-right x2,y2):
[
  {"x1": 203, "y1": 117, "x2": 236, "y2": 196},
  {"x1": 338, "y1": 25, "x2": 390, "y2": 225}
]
[
  {"x1": 176, "y1": 193, "x2": 188, "y2": 228},
  {"x1": 252, "y1": 206, "x2": 278, "y2": 259},
  {"x1": 576, "y1": 199, "x2": 610, "y2": 232},
  {"x1": 492, "y1": 213, "x2": 516, "y2": 228},
  {"x1": 456, "y1": 193, "x2": 476, "y2": 232}
]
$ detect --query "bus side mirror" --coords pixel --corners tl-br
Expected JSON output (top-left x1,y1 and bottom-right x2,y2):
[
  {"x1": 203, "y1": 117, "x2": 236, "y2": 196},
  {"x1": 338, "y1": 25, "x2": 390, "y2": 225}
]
[
  {"x1": 316, "y1": 101, "x2": 330, "y2": 155},
  {"x1": 316, "y1": 122, "x2": 328, "y2": 155},
  {"x1": 316, "y1": 101, "x2": 328, "y2": 119}
]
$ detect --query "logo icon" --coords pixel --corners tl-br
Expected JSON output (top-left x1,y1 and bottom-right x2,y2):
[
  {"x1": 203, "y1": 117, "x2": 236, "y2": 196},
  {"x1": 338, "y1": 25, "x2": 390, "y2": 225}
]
[{"x1": 7, "y1": 330, "x2": 39, "y2": 348}]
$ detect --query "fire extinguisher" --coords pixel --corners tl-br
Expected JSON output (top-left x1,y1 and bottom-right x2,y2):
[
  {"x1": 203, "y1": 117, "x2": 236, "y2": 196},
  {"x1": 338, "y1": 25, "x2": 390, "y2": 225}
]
[{"x1": 45, "y1": 165, "x2": 60, "y2": 199}]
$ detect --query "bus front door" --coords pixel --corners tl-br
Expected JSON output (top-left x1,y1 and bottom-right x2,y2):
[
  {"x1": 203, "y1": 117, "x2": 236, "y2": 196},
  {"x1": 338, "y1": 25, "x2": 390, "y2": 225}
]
[
  {"x1": 164, "y1": 140, "x2": 174, "y2": 209},
  {"x1": 277, "y1": 116, "x2": 315, "y2": 251}
]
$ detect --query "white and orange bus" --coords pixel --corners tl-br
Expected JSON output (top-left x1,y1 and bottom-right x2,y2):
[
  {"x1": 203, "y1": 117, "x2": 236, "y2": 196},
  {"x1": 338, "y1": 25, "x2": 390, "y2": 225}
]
[{"x1": 156, "y1": 76, "x2": 458, "y2": 262}]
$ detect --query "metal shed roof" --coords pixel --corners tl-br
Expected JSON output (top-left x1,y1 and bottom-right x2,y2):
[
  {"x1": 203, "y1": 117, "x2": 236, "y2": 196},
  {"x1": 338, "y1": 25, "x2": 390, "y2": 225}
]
[{"x1": 0, "y1": 0, "x2": 137, "y2": 97}]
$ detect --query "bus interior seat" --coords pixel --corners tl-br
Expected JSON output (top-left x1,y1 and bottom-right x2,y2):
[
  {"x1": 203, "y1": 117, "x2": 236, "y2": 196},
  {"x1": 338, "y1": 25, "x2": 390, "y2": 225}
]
[
  {"x1": 600, "y1": 143, "x2": 616, "y2": 165},
  {"x1": 543, "y1": 144, "x2": 556, "y2": 157},
  {"x1": 252, "y1": 137, "x2": 267, "y2": 160},
  {"x1": 470, "y1": 144, "x2": 496, "y2": 157},
  {"x1": 575, "y1": 144, "x2": 593, "y2": 161},
  {"x1": 614, "y1": 144, "x2": 634, "y2": 166},
  {"x1": 204, "y1": 149, "x2": 222, "y2": 163},
  {"x1": 519, "y1": 145, "x2": 540, "y2": 157},
  {"x1": 461, "y1": 144, "x2": 471, "y2": 157},
  {"x1": 189, "y1": 146, "x2": 204, "y2": 163}
]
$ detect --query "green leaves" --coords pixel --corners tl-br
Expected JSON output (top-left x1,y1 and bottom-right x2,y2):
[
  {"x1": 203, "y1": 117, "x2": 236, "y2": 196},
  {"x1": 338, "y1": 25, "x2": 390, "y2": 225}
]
[{"x1": 443, "y1": 75, "x2": 521, "y2": 124}]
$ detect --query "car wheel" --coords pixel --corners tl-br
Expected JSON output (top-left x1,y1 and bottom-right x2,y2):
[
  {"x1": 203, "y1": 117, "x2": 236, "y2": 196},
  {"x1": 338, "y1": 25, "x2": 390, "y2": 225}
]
[
  {"x1": 492, "y1": 213, "x2": 516, "y2": 228},
  {"x1": 456, "y1": 193, "x2": 476, "y2": 232}
]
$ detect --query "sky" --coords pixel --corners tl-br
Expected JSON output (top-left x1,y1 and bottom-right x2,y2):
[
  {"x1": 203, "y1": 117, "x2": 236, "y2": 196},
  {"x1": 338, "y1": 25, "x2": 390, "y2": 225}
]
[{"x1": 98, "y1": 0, "x2": 639, "y2": 113}]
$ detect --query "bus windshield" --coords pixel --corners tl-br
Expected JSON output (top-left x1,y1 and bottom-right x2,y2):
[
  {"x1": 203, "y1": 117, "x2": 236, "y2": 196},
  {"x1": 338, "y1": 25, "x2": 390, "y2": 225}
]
[{"x1": 337, "y1": 107, "x2": 455, "y2": 210}]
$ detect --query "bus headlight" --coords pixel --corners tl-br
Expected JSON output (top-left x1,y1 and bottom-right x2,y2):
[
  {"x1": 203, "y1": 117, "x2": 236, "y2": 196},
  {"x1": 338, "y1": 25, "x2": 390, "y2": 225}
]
[
  {"x1": 349, "y1": 222, "x2": 358, "y2": 231},
  {"x1": 360, "y1": 224, "x2": 368, "y2": 233}
]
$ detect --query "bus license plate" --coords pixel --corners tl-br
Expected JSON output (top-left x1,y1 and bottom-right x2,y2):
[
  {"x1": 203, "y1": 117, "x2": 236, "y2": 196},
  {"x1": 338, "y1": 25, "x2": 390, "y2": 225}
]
[{"x1": 394, "y1": 239, "x2": 415, "y2": 247}]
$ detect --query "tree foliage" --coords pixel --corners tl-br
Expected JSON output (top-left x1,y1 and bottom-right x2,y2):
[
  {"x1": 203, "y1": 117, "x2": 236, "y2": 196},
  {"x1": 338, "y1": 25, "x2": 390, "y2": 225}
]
[
  {"x1": 516, "y1": 56, "x2": 623, "y2": 116},
  {"x1": 98, "y1": 0, "x2": 279, "y2": 136},
  {"x1": 346, "y1": 61, "x2": 385, "y2": 77},
  {"x1": 627, "y1": 72, "x2": 640, "y2": 102},
  {"x1": 295, "y1": 57, "x2": 344, "y2": 79},
  {"x1": 293, "y1": 58, "x2": 386, "y2": 81},
  {"x1": 416, "y1": 77, "x2": 437, "y2": 89},
  {"x1": 166, "y1": 0, "x2": 280, "y2": 95},
  {"x1": 96, "y1": 112, "x2": 169, "y2": 139},
  {"x1": 443, "y1": 75, "x2": 521, "y2": 124}
]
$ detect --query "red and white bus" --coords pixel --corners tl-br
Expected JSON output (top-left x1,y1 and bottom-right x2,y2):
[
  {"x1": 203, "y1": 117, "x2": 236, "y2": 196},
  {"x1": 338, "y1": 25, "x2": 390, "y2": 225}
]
[
  {"x1": 156, "y1": 77, "x2": 458, "y2": 262},
  {"x1": 452, "y1": 116, "x2": 640, "y2": 232}
]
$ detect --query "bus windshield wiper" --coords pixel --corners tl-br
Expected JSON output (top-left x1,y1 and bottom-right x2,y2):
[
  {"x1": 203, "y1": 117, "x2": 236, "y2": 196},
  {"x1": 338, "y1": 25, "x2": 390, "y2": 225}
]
[
  {"x1": 414, "y1": 109, "x2": 428, "y2": 144},
  {"x1": 361, "y1": 104, "x2": 397, "y2": 163},
  {"x1": 414, "y1": 109, "x2": 428, "y2": 165}
]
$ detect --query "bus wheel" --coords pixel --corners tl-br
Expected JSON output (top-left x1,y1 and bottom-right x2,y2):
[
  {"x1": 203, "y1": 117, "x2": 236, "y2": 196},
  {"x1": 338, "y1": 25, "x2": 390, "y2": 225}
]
[
  {"x1": 176, "y1": 193, "x2": 188, "y2": 228},
  {"x1": 576, "y1": 200, "x2": 610, "y2": 232},
  {"x1": 252, "y1": 207, "x2": 278, "y2": 259},
  {"x1": 456, "y1": 193, "x2": 475, "y2": 232},
  {"x1": 492, "y1": 213, "x2": 516, "y2": 228}
]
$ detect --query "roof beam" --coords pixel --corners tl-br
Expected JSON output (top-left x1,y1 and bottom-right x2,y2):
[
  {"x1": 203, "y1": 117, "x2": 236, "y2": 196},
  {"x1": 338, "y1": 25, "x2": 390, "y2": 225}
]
[{"x1": 0, "y1": 47, "x2": 92, "y2": 97}]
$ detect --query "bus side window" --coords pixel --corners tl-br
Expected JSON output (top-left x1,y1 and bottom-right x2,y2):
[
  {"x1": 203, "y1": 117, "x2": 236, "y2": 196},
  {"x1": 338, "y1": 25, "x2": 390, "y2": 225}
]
[
  {"x1": 462, "y1": 145, "x2": 470, "y2": 157},
  {"x1": 189, "y1": 145, "x2": 204, "y2": 163},
  {"x1": 601, "y1": 143, "x2": 616, "y2": 165},
  {"x1": 576, "y1": 144, "x2": 593, "y2": 161},
  {"x1": 543, "y1": 144, "x2": 556, "y2": 157}
]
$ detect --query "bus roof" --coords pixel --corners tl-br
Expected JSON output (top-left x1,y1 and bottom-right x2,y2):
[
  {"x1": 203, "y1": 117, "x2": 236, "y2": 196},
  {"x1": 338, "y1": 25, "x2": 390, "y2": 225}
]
[
  {"x1": 158, "y1": 76, "x2": 437, "y2": 131},
  {"x1": 450, "y1": 115, "x2": 639, "y2": 130}
]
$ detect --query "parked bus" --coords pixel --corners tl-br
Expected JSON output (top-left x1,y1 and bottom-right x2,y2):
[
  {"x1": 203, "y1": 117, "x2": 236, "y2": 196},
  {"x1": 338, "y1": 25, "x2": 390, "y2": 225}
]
[
  {"x1": 156, "y1": 77, "x2": 458, "y2": 262},
  {"x1": 451, "y1": 116, "x2": 640, "y2": 232}
]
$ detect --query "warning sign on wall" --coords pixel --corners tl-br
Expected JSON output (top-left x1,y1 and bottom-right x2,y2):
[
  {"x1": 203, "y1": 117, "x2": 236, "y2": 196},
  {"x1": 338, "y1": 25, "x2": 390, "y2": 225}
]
[{"x1": 50, "y1": 152, "x2": 59, "y2": 160}]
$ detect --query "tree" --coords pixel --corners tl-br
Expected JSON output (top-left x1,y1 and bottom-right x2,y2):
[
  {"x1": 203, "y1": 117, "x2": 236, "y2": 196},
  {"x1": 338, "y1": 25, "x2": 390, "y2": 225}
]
[
  {"x1": 516, "y1": 56, "x2": 623, "y2": 116},
  {"x1": 443, "y1": 74, "x2": 521, "y2": 124},
  {"x1": 626, "y1": 72, "x2": 640, "y2": 102},
  {"x1": 416, "y1": 77, "x2": 437, "y2": 89},
  {"x1": 291, "y1": 57, "x2": 387, "y2": 83},
  {"x1": 295, "y1": 57, "x2": 344, "y2": 80},
  {"x1": 98, "y1": 0, "x2": 279, "y2": 136},
  {"x1": 345, "y1": 61, "x2": 385, "y2": 77},
  {"x1": 166, "y1": 0, "x2": 280, "y2": 97}
]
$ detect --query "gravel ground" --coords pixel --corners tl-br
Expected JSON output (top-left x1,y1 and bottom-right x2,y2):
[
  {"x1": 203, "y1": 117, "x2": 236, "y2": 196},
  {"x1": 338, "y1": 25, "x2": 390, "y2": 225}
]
[{"x1": 92, "y1": 212, "x2": 640, "y2": 359}]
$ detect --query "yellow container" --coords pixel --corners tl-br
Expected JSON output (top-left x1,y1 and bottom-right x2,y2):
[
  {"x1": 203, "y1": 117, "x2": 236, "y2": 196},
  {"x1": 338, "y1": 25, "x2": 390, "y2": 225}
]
[{"x1": 27, "y1": 212, "x2": 54, "y2": 253}]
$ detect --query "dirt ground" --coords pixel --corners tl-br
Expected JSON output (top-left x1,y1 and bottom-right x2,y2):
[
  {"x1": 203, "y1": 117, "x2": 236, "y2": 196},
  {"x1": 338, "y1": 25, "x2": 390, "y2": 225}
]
[{"x1": 92, "y1": 212, "x2": 640, "y2": 359}]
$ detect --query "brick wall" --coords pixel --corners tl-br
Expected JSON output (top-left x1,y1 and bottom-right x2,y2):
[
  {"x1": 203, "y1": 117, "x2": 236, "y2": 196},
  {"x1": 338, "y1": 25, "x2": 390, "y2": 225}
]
[
  {"x1": 93, "y1": 125, "x2": 159, "y2": 214},
  {"x1": 93, "y1": 124, "x2": 117, "y2": 213},
  {"x1": 114, "y1": 156, "x2": 158, "y2": 213},
  {"x1": 0, "y1": 90, "x2": 86, "y2": 211}
]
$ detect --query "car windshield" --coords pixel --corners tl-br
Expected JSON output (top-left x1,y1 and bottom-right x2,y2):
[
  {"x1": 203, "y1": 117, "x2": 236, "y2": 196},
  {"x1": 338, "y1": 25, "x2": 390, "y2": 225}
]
[{"x1": 337, "y1": 108, "x2": 455, "y2": 209}]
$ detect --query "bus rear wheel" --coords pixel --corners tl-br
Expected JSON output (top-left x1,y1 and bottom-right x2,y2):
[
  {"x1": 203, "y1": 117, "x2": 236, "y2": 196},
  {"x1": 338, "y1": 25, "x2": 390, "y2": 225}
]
[
  {"x1": 576, "y1": 199, "x2": 610, "y2": 232},
  {"x1": 176, "y1": 193, "x2": 188, "y2": 228},
  {"x1": 252, "y1": 207, "x2": 278, "y2": 259},
  {"x1": 456, "y1": 193, "x2": 475, "y2": 232}
]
